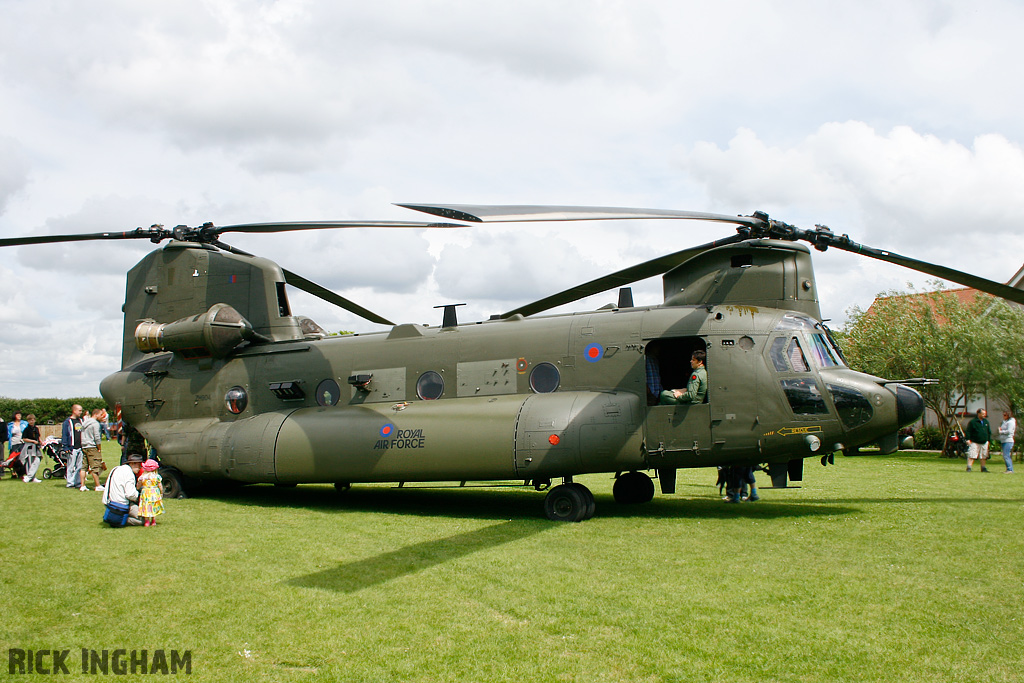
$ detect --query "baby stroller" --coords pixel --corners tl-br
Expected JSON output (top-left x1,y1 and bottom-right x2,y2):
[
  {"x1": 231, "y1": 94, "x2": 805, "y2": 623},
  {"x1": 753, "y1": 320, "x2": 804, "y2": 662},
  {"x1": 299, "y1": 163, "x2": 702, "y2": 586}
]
[
  {"x1": 1, "y1": 448, "x2": 26, "y2": 479},
  {"x1": 41, "y1": 439, "x2": 69, "y2": 480}
]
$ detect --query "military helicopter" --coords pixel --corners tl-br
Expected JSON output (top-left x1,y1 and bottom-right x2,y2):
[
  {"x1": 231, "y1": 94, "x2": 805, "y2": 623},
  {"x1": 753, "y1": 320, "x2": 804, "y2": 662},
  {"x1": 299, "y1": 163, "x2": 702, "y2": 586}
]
[{"x1": 4, "y1": 204, "x2": 1022, "y2": 521}]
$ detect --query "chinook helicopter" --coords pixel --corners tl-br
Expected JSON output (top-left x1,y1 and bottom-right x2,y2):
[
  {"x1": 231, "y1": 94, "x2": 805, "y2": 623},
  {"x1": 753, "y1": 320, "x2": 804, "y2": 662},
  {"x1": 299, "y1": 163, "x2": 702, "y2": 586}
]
[{"x1": 4, "y1": 204, "x2": 1023, "y2": 521}]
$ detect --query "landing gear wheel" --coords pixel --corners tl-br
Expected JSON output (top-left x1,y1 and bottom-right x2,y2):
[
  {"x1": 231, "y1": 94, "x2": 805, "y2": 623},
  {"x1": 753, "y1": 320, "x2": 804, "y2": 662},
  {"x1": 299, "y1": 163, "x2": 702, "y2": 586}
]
[
  {"x1": 42, "y1": 468, "x2": 52, "y2": 480},
  {"x1": 613, "y1": 471, "x2": 655, "y2": 504},
  {"x1": 334, "y1": 482, "x2": 352, "y2": 492},
  {"x1": 568, "y1": 483, "x2": 596, "y2": 520},
  {"x1": 544, "y1": 483, "x2": 590, "y2": 522},
  {"x1": 159, "y1": 468, "x2": 188, "y2": 499}
]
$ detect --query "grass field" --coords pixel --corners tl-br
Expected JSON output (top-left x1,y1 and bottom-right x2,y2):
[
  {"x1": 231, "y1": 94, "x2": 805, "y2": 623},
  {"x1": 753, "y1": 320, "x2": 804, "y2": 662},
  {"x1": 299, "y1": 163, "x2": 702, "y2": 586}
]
[{"x1": 2, "y1": 443, "x2": 1022, "y2": 682}]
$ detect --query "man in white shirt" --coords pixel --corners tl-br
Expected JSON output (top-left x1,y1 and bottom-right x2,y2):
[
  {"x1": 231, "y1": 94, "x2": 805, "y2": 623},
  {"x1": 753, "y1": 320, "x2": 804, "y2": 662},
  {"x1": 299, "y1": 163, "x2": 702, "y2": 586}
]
[{"x1": 101, "y1": 453, "x2": 145, "y2": 526}]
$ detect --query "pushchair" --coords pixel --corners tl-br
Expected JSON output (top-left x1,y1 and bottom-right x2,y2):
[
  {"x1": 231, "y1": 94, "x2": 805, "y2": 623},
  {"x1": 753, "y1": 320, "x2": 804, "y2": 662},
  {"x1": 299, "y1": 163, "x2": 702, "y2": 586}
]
[
  {"x1": 41, "y1": 439, "x2": 69, "y2": 480},
  {"x1": 1, "y1": 447, "x2": 26, "y2": 479}
]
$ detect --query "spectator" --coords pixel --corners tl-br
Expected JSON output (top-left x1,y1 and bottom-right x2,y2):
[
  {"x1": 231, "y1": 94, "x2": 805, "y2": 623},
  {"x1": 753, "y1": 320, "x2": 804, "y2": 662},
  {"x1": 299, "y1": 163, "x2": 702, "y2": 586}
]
[
  {"x1": 137, "y1": 459, "x2": 164, "y2": 526},
  {"x1": 7, "y1": 410, "x2": 28, "y2": 478},
  {"x1": 80, "y1": 408, "x2": 105, "y2": 491},
  {"x1": 998, "y1": 410, "x2": 1016, "y2": 474},
  {"x1": 101, "y1": 453, "x2": 145, "y2": 526},
  {"x1": 965, "y1": 408, "x2": 992, "y2": 472},
  {"x1": 61, "y1": 404, "x2": 85, "y2": 489},
  {"x1": 20, "y1": 414, "x2": 42, "y2": 483}
]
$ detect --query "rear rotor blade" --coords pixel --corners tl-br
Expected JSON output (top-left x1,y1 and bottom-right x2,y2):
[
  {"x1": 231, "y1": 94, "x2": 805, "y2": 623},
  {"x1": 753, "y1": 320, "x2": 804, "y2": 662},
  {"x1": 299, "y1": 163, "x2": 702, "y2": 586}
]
[
  {"x1": 501, "y1": 235, "x2": 749, "y2": 318},
  {"x1": 0, "y1": 227, "x2": 168, "y2": 248},
  {"x1": 282, "y1": 269, "x2": 395, "y2": 326},
  {"x1": 398, "y1": 203, "x2": 760, "y2": 227}
]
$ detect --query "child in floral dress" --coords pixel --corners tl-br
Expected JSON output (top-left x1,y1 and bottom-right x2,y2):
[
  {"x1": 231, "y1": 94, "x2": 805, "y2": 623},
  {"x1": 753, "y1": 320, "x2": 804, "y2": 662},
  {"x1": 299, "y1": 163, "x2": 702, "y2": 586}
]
[{"x1": 137, "y1": 459, "x2": 164, "y2": 526}]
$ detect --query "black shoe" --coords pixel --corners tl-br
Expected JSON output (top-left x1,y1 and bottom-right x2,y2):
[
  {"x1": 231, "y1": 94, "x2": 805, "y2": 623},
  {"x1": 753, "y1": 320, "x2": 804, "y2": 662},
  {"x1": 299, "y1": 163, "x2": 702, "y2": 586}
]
[{"x1": 982, "y1": 467, "x2": 989, "y2": 472}]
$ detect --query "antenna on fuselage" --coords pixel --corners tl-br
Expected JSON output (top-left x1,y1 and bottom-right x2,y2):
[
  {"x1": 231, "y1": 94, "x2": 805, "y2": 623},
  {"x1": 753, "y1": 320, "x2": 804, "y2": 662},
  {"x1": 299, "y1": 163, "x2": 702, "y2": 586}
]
[{"x1": 434, "y1": 303, "x2": 467, "y2": 329}]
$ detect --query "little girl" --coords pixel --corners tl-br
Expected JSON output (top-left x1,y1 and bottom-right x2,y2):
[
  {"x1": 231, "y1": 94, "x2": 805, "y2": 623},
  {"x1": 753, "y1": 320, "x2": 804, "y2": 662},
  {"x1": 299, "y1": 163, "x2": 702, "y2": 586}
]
[{"x1": 137, "y1": 459, "x2": 164, "y2": 526}]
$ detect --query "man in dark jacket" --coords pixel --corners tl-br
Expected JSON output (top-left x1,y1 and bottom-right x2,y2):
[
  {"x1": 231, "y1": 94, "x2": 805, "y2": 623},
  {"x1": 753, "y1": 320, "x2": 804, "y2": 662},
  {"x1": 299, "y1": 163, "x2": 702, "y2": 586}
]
[
  {"x1": 966, "y1": 408, "x2": 992, "y2": 472},
  {"x1": 61, "y1": 404, "x2": 85, "y2": 489}
]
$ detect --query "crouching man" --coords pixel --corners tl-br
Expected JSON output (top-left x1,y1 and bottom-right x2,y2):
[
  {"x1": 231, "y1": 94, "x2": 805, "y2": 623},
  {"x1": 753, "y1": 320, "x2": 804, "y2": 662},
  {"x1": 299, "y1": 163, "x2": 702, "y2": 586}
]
[{"x1": 101, "y1": 453, "x2": 145, "y2": 526}]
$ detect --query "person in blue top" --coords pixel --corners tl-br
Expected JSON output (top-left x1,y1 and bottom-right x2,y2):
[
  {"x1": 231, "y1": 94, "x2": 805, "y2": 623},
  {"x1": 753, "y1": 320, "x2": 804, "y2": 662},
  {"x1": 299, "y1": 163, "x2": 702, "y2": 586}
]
[{"x1": 7, "y1": 410, "x2": 28, "y2": 469}]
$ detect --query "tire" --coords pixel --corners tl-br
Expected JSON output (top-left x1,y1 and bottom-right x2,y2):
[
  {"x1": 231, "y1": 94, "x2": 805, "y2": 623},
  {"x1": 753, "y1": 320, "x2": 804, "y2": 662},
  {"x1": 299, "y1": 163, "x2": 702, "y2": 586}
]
[
  {"x1": 334, "y1": 482, "x2": 352, "y2": 492},
  {"x1": 569, "y1": 483, "x2": 596, "y2": 520},
  {"x1": 612, "y1": 471, "x2": 655, "y2": 504},
  {"x1": 42, "y1": 468, "x2": 52, "y2": 480},
  {"x1": 159, "y1": 468, "x2": 188, "y2": 499},
  {"x1": 544, "y1": 484, "x2": 588, "y2": 522}
]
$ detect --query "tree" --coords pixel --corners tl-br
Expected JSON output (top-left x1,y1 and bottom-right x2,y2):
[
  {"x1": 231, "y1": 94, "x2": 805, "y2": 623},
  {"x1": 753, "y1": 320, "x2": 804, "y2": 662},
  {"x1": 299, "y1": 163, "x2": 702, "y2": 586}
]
[{"x1": 837, "y1": 284, "x2": 1024, "y2": 440}]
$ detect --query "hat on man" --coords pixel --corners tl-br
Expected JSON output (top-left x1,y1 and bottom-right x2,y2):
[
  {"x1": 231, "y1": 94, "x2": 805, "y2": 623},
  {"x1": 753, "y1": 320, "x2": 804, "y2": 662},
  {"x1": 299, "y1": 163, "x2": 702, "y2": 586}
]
[{"x1": 127, "y1": 453, "x2": 146, "y2": 463}]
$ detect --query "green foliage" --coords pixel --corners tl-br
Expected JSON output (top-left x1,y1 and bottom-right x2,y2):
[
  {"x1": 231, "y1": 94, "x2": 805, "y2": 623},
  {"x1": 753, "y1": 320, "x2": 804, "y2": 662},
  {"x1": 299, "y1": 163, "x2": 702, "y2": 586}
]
[
  {"x1": 913, "y1": 425, "x2": 943, "y2": 450},
  {"x1": 839, "y1": 282, "x2": 1024, "y2": 436},
  {"x1": 0, "y1": 397, "x2": 108, "y2": 424}
]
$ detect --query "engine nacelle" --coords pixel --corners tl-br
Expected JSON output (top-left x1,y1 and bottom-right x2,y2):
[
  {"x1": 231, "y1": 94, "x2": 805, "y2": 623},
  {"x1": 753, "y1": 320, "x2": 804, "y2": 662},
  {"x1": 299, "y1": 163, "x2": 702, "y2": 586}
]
[{"x1": 135, "y1": 303, "x2": 258, "y2": 359}]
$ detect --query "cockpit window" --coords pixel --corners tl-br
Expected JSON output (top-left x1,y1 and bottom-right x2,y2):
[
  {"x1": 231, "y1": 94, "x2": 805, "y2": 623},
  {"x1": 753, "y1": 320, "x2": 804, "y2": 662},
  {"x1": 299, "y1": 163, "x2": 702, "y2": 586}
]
[
  {"x1": 769, "y1": 336, "x2": 810, "y2": 373},
  {"x1": 806, "y1": 333, "x2": 839, "y2": 369},
  {"x1": 788, "y1": 339, "x2": 809, "y2": 372},
  {"x1": 769, "y1": 337, "x2": 790, "y2": 371},
  {"x1": 780, "y1": 378, "x2": 829, "y2": 415},
  {"x1": 828, "y1": 384, "x2": 873, "y2": 429},
  {"x1": 774, "y1": 313, "x2": 817, "y2": 331}
]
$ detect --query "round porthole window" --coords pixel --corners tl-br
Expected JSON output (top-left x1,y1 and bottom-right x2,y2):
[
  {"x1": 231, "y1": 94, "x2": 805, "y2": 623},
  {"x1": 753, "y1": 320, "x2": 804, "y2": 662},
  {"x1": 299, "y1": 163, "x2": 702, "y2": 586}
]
[
  {"x1": 225, "y1": 386, "x2": 248, "y2": 414},
  {"x1": 316, "y1": 379, "x2": 341, "y2": 406},
  {"x1": 416, "y1": 371, "x2": 444, "y2": 400},
  {"x1": 529, "y1": 362, "x2": 560, "y2": 393}
]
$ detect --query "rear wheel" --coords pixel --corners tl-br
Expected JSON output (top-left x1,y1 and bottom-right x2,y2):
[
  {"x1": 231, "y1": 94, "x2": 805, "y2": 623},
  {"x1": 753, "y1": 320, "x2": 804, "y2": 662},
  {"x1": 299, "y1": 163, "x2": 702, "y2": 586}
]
[
  {"x1": 613, "y1": 471, "x2": 655, "y2": 504},
  {"x1": 160, "y1": 468, "x2": 188, "y2": 499},
  {"x1": 544, "y1": 484, "x2": 590, "y2": 522},
  {"x1": 42, "y1": 468, "x2": 52, "y2": 480}
]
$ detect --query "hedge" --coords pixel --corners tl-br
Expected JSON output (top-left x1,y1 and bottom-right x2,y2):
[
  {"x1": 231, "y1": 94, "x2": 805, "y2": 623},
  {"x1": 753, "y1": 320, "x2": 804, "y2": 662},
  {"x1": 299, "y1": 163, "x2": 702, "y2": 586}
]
[{"x1": 0, "y1": 397, "x2": 109, "y2": 425}]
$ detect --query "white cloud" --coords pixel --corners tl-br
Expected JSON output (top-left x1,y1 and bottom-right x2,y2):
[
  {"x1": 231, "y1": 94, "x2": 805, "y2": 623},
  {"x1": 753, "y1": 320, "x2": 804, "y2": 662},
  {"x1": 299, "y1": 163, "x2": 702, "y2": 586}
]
[{"x1": 2, "y1": 0, "x2": 1024, "y2": 396}]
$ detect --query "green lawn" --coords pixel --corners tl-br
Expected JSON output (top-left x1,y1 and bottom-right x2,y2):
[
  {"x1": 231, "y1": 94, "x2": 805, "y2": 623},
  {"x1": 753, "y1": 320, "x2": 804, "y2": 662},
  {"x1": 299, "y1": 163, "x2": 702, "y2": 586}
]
[{"x1": 2, "y1": 444, "x2": 1022, "y2": 682}]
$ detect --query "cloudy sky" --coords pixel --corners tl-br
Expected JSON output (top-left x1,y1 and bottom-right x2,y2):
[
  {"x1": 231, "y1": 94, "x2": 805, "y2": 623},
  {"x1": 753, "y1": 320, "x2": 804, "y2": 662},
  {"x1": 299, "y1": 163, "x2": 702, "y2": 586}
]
[{"x1": 1, "y1": 0, "x2": 1023, "y2": 398}]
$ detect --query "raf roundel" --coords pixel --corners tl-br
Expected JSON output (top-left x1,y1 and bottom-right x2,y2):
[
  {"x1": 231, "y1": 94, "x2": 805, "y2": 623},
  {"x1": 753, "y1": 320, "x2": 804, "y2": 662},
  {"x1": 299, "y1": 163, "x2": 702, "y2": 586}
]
[
  {"x1": 583, "y1": 343, "x2": 604, "y2": 363},
  {"x1": 379, "y1": 423, "x2": 395, "y2": 438}
]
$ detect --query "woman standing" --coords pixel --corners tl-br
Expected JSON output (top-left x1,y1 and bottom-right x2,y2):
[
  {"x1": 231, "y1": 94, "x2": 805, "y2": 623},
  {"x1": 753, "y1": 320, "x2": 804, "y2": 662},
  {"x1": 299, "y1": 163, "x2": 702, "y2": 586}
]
[
  {"x1": 999, "y1": 410, "x2": 1016, "y2": 474},
  {"x1": 20, "y1": 414, "x2": 42, "y2": 483}
]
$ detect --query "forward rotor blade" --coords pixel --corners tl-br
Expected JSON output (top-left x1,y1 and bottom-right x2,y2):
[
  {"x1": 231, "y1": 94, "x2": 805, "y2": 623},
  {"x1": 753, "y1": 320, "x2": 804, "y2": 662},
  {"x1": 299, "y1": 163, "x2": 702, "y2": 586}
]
[
  {"x1": 827, "y1": 240, "x2": 1024, "y2": 306},
  {"x1": 0, "y1": 220, "x2": 464, "y2": 250},
  {"x1": 501, "y1": 234, "x2": 749, "y2": 318},
  {"x1": 397, "y1": 203, "x2": 760, "y2": 227},
  {"x1": 282, "y1": 269, "x2": 395, "y2": 326}
]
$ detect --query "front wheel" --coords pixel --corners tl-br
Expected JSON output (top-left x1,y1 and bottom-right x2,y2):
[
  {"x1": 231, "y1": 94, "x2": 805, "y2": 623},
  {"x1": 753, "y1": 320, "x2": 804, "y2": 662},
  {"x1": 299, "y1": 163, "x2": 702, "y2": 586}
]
[{"x1": 544, "y1": 483, "x2": 592, "y2": 522}]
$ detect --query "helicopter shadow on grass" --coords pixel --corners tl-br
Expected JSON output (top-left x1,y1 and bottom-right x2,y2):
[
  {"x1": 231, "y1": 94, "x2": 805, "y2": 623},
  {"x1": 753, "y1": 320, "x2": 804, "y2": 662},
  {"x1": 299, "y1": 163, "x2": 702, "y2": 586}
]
[
  {"x1": 200, "y1": 483, "x2": 854, "y2": 594},
  {"x1": 280, "y1": 496, "x2": 853, "y2": 594},
  {"x1": 285, "y1": 518, "x2": 551, "y2": 594},
  {"x1": 198, "y1": 481, "x2": 856, "y2": 522}
]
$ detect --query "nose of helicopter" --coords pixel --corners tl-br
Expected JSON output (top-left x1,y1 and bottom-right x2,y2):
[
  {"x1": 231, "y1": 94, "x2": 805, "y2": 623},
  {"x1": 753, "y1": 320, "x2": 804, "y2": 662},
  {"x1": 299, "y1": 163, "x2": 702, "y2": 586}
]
[{"x1": 894, "y1": 384, "x2": 925, "y2": 427}]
